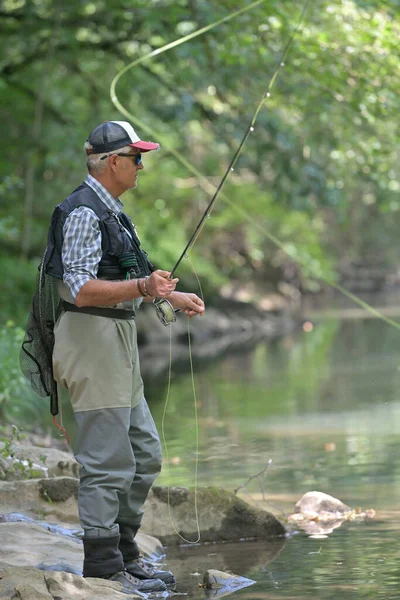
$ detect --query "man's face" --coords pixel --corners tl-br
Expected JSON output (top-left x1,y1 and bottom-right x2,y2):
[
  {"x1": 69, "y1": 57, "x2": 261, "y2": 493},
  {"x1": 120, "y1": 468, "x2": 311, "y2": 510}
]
[{"x1": 115, "y1": 149, "x2": 144, "y2": 191}]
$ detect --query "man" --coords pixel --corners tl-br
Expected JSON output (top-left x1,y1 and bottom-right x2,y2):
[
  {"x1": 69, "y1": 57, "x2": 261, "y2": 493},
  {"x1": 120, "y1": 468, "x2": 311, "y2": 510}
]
[{"x1": 48, "y1": 121, "x2": 205, "y2": 594}]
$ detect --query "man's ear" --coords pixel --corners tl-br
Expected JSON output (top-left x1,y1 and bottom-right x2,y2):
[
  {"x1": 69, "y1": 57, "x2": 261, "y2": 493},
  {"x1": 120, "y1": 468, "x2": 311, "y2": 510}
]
[{"x1": 108, "y1": 154, "x2": 119, "y2": 171}]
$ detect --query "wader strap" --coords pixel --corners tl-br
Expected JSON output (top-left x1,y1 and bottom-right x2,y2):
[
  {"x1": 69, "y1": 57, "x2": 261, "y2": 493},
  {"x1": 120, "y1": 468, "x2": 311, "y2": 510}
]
[{"x1": 62, "y1": 301, "x2": 135, "y2": 320}]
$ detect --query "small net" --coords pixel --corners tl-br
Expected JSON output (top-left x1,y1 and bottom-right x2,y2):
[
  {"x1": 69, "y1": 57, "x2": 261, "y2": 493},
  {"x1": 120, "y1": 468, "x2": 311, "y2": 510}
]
[{"x1": 20, "y1": 249, "x2": 61, "y2": 415}]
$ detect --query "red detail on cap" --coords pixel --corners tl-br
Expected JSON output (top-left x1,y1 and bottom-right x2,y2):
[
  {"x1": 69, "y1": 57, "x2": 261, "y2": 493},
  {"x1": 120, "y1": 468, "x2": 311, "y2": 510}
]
[
  {"x1": 129, "y1": 141, "x2": 160, "y2": 152},
  {"x1": 86, "y1": 148, "x2": 93, "y2": 155}
]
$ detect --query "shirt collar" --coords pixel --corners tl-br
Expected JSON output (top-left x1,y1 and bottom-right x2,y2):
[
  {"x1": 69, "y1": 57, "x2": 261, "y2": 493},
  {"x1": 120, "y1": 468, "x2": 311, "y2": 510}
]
[{"x1": 84, "y1": 174, "x2": 123, "y2": 214}]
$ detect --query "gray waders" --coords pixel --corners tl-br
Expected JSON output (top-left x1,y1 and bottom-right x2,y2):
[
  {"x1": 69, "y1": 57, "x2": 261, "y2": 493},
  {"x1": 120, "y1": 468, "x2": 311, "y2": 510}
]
[{"x1": 53, "y1": 305, "x2": 162, "y2": 578}]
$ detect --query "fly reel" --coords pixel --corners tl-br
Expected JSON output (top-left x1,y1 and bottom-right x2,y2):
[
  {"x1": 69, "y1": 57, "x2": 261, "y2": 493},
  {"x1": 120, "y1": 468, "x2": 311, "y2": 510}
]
[{"x1": 154, "y1": 297, "x2": 178, "y2": 326}]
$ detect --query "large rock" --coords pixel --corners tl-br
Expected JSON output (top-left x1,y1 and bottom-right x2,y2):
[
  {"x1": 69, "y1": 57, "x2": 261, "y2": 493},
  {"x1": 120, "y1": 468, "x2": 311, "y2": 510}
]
[
  {"x1": 0, "y1": 439, "x2": 78, "y2": 487},
  {"x1": 142, "y1": 486, "x2": 286, "y2": 544},
  {"x1": 0, "y1": 520, "x2": 164, "y2": 574},
  {"x1": 0, "y1": 442, "x2": 79, "y2": 480},
  {"x1": 0, "y1": 567, "x2": 140, "y2": 600},
  {"x1": 0, "y1": 478, "x2": 79, "y2": 522},
  {"x1": 0, "y1": 478, "x2": 285, "y2": 543}
]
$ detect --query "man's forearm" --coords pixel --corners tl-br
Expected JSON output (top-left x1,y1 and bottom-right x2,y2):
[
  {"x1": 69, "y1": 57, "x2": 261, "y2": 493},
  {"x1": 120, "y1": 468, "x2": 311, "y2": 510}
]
[{"x1": 75, "y1": 278, "x2": 143, "y2": 307}]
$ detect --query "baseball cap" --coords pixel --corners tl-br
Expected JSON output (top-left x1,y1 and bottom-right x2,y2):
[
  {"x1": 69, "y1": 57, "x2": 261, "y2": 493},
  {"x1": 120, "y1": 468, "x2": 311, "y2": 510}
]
[{"x1": 86, "y1": 121, "x2": 159, "y2": 154}]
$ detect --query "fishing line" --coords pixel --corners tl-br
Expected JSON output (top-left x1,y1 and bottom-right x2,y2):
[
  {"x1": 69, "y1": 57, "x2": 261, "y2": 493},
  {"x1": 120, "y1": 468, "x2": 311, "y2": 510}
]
[
  {"x1": 109, "y1": 1, "x2": 400, "y2": 331},
  {"x1": 160, "y1": 255, "x2": 204, "y2": 543},
  {"x1": 160, "y1": 320, "x2": 201, "y2": 544},
  {"x1": 110, "y1": 0, "x2": 400, "y2": 543},
  {"x1": 110, "y1": 0, "x2": 269, "y2": 117}
]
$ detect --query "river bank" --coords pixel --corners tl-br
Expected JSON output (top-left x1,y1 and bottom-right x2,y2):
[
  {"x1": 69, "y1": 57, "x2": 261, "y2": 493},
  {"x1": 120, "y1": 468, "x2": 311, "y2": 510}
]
[
  {"x1": 0, "y1": 441, "x2": 286, "y2": 599},
  {"x1": 135, "y1": 296, "x2": 299, "y2": 376}
]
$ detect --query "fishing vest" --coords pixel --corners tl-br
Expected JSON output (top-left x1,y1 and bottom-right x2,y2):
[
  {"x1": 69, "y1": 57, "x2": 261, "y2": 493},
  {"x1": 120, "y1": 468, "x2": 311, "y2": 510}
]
[{"x1": 45, "y1": 182, "x2": 154, "y2": 280}]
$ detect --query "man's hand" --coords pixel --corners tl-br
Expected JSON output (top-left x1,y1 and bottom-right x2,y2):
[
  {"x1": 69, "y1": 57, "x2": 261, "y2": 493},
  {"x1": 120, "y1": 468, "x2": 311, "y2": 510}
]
[
  {"x1": 169, "y1": 291, "x2": 205, "y2": 318},
  {"x1": 146, "y1": 270, "x2": 179, "y2": 298}
]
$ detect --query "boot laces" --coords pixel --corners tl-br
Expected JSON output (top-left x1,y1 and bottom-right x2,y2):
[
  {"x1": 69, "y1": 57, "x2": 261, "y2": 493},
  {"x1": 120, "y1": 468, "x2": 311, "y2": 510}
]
[
  {"x1": 136, "y1": 557, "x2": 154, "y2": 575},
  {"x1": 122, "y1": 570, "x2": 141, "y2": 585}
]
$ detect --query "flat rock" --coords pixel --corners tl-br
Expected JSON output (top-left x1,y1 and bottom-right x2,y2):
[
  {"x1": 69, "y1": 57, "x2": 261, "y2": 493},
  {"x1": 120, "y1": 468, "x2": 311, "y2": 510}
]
[
  {"x1": 0, "y1": 567, "x2": 140, "y2": 600},
  {"x1": 0, "y1": 521, "x2": 164, "y2": 574}
]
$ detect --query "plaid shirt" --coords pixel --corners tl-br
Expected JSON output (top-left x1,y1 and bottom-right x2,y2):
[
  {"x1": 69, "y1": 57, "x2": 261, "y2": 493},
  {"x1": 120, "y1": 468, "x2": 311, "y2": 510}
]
[{"x1": 62, "y1": 175, "x2": 126, "y2": 299}]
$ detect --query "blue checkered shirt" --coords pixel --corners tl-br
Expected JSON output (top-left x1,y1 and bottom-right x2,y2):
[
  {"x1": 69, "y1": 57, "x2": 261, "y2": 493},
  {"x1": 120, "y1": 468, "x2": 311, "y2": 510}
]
[{"x1": 62, "y1": 175, "x2": 126, "y2": 299}]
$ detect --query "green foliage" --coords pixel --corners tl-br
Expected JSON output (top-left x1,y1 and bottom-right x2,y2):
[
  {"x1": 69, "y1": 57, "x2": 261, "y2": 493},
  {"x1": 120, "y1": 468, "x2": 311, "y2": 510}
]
[
  {"x1": 0, "y1": 0, "x2": 399, "y2": 323},
  {"x1": 0, "y1": 424, "x2": 46, "y2": 480},
  {"x1": 0, "y1": 322, "x2": 44, "y2": 422}
]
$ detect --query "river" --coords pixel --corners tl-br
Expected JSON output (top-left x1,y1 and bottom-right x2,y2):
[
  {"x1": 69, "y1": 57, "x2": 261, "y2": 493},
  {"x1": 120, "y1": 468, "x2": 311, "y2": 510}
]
[{"x1": 36, "y1": 296, "x2": 400, "y2": 598}]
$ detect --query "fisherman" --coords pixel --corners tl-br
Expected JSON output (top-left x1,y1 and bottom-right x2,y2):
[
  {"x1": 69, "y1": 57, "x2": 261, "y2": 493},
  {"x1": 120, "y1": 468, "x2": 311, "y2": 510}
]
[{"x1": 47, "y1": 121, "x2": 205, "y2": 593}]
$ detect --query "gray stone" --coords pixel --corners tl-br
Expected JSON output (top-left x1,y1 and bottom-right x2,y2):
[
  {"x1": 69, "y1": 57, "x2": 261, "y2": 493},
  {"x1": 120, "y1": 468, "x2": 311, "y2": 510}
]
[
  {"x1": 0, "y1": 479, "x2": 79, "y2": 522},
  {"x1": 202, "y1": 569, "x2": 255, "y2": 598},
  {"x1": 0, "y1": 521, "x2": 164, "y2": 574},
  {"x1": 142, "y1": 486, "x2": 286, "y2": 544},
  {"x1": 0, "y1": 443, "x2": 79, "y2": 479},
  {"x1": 0, "y1": 567, "x2": 140, "y2": 600}
]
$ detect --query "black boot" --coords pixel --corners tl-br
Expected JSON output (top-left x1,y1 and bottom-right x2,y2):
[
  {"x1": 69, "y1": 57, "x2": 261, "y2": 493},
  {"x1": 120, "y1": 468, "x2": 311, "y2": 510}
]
[
  {"x1": 82, "y1": 534, "x2": 124, "y2": 578},
  {"x1": 106, "y1": 570, "x2": 167, "y2": 593},
  {"x1": 119, "y1": 523, "x2": 176, "y2": 587},
  {"x1": 125, "y1": 557, "x2": 176, "y2": 587},
  {"x1": 118, "y1": 523, "x2": 141, "y2": 562}
]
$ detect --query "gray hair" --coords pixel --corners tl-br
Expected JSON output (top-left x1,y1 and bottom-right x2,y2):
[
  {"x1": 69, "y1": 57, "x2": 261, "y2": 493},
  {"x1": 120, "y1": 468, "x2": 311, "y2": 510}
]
[{"x1": 83, "y1": 142, "x2": 133, "y2": 173}]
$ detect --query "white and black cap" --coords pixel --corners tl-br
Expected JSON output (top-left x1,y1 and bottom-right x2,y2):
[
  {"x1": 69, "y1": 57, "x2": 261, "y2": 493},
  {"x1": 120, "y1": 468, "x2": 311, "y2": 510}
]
[{"x1": 86, "y1": 121, "x2": 159, "y2": 154}]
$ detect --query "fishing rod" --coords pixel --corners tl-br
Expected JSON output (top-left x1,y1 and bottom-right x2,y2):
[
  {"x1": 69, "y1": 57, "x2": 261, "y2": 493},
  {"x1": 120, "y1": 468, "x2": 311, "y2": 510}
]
[
  {"x1": 153, "y1": 0, "x2": 312, "y2": 326},
  {"x1": 110, "y1": 2, "x2": 400, "y2": 333}
]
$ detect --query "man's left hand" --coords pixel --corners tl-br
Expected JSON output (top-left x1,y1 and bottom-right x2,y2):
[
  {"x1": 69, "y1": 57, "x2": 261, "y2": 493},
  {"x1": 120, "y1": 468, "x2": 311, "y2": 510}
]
[{"x1": 169, "y1": 292, "x2": 205, "y2": 318}]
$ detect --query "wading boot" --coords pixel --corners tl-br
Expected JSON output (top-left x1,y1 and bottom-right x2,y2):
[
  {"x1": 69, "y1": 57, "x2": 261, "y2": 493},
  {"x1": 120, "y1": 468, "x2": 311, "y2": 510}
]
[
  {"x1": 105, "y1": 570, "x2": 167, "y2": 594},
  {"x1": 119, "y1": 523, "x2": 176, "y2": 588},
  {"x1": 82, "y1": 535, "x2": 124, "y2": 578},
  {"x1": 125, "y1": 556, "x2": 176, "y2": 587}
]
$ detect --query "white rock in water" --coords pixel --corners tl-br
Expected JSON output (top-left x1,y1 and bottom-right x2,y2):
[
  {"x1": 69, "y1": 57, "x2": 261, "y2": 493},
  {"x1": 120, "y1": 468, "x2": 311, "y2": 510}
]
[{"x1": 295, "y1": 491, "x2": 351, "y2": 516}]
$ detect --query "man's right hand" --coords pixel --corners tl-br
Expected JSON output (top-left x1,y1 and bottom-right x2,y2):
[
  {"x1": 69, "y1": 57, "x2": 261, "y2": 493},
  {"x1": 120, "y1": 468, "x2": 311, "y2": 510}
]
[{"x1": 145, "y1": 270, "x2": 179, "y2": 297}]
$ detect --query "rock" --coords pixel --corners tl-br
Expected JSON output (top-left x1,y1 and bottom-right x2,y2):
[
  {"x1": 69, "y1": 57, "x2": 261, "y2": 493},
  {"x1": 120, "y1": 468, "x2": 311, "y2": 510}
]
[
  {"x1": 0, "y1": 522, "x2": 83, "y2": 573},
  {"x1": 294, "y1": 491, "x2": 351, "y2": 517},
  {"x1": 141, "y1": 486, "x2": 286, "y2": 544},
  {"x1": 202, "y1": 569, "x2": 255, "y2": 598},
  {"x1": 0, "y1": 442, "x2": 79, "y2": 479},
  {"x1": 38, "y1": 477, "x2": 79, "y2": 503},
  {"x1": 0, "y1": 479, "x2": 79, "y2": 522},
  {"x1": 135, "y1": 532, "x2": 165, "y2": 560},
  {"x1": 0, "y1": 479, "x2": 285, "y2": 544},
  {"x1": 0, "y1": 456, "x2": 48, "y2": 481},
  {"x1": 0, "y1": 520, "x2": 165, "y2": 574},
  {"x1": 0, "y1": 567, "x2": 141, "y2": 599},
  {"x1": 289, "y1": 491, "x2": 376, "y2": 538}
]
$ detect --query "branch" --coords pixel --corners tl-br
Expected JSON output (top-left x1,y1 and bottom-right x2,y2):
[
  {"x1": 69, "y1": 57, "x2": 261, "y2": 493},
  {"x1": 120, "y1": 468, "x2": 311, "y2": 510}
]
[{"x1": 233, "y1": 459, "x2": 272, "y2": 495}]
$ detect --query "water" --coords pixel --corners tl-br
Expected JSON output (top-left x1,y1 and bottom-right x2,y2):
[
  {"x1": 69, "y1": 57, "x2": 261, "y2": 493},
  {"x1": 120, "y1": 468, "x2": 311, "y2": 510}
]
[
  {"x1": 36, "y1": 303, "x2": 400, "y2": 598},
  {"x1": 148, "y1": 313, "x2": 400, "y2": 599}
]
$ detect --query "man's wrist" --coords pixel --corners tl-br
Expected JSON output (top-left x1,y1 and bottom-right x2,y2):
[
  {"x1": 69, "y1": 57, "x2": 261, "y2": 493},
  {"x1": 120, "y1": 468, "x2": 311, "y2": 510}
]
[{"x1": 137, "y1": 278, "x2": 148, "y2": 297}]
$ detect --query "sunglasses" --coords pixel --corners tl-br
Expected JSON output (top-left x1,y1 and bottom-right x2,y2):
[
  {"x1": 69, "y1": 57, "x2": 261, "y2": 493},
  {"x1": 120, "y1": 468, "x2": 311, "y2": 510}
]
[{"x1": 100, "y1": 152, "x2": 142, "y2": 165}]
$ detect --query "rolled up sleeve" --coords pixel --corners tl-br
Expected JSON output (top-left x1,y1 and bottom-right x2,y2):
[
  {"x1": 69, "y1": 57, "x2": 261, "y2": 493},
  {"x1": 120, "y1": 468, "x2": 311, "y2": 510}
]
[{"x1": 62, "y1": 207, "x2": 102, "y2": 299}]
